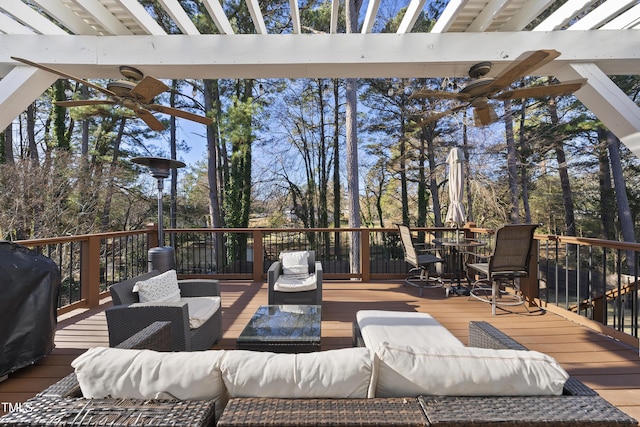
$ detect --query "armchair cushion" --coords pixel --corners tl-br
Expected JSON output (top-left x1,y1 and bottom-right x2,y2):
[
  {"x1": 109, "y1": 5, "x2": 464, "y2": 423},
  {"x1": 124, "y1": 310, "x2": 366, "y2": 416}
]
[
  {"x1": 132, "y1": 269, "x2": 181, "y2": 303},
  {"x1": 131, "y1": 296, "x2": 221, "y2": 329},
  {"x1": 279, "y1": 251, "x2": 310, "y2": 277},
  {"x1": 273, "y1": 274, "x2": 317, "y2": 292},
  {"x1": 372, "y1": 343, "x2": 569, "y2": 398}
]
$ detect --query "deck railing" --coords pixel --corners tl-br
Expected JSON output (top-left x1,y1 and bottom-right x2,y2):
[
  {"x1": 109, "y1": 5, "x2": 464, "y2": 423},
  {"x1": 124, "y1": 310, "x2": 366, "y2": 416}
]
[{"x1": 15, "y1": 226, "x2": 640, "y2": 344}]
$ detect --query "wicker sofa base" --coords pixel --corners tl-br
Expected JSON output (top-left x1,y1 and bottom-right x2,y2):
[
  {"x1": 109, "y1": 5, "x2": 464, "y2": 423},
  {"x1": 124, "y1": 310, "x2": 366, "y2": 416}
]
[
  {"x1": 217, "y1": 397, "x2": 428, "y2": 426},
  {"x1": 0, "y1": 396, "x2": 215, "y2": 427}
]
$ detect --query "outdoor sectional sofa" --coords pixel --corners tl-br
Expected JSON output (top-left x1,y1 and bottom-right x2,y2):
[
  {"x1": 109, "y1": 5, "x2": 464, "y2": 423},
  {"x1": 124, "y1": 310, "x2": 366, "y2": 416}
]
[{"x1": 0, "y1": 314, "x2": 636, "y2": 426}]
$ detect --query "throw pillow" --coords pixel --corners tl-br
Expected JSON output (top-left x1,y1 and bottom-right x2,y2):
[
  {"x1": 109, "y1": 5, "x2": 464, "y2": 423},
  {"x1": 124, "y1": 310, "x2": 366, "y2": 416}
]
[
  {"x1": 132, "y1": 269, "x2": 180, "y2": 303},
  {"x1": 372, "y1": 343, "x2": 569, "y2": 397},
  {"x1": 279, "y1": 251, "x2": 310, "y2": 277}
]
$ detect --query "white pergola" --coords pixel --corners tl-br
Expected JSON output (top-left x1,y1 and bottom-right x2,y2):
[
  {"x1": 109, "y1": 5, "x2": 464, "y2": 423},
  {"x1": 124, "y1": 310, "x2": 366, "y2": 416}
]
[{"x1": 0, "y1": 0, "x2": 639, "y2": 153}]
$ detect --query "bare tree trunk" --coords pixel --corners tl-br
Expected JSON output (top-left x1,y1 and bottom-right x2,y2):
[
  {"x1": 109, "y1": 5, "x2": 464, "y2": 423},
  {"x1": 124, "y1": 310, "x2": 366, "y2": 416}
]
[
  {"x1": 169, "y1": 80, "x2": 178, "y2": 248},
  {"x1": 101, "y1": 118, "x2": 126, "y2": 230},
  {"x1": 462, "y1": 119, "x2": 472, "y2": 222},
  {"x1": 606, "y1": 130, "x2": 636, "y2": 275},
  {"x1": 346, "y1": 0, "x2": 362, "y2": 275},
  {"x1": 597, "y1": 130, "x2": 616, "y2": 240},
  {"x1": 503, "y1": 100, "x2": 519, "y2": 223},
  {"x1": 547, "y1": 97, "x2": 575, "y2": 236},
  {"x1": 27, "y1": 104, "x2": 39, "y2": 165},
  {"x1": 3, "y1": 124, "x2": 14, "y2": 166},
  {"x1": 332, "y1": 79, "x2": 342, "y2": 261}
]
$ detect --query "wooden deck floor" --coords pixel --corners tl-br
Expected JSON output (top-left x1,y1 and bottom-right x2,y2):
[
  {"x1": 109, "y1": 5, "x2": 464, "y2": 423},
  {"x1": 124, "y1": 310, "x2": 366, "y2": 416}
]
[{"x1": 1, "y1": 280, "x2": 639, "y2": 423}]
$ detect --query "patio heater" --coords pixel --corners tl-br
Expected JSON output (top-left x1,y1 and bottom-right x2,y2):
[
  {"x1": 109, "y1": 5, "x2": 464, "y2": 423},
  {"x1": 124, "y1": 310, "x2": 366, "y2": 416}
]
[{"x1": 132, "y1": 156, "x2": 186, "y2": 273}]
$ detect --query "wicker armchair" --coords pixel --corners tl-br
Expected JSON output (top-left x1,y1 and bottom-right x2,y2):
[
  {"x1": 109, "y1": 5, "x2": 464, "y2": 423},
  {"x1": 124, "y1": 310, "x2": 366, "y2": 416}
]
[
  {"x1": 106, "y1": 271, "x2": 222, "y2": 351},
  {"x1": 268, "y1": 251, "x2": 323, "y2": 305}
]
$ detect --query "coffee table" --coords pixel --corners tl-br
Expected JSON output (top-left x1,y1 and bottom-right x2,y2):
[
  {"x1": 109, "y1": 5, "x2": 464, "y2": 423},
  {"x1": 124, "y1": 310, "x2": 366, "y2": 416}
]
[{"x1": 236, "y1": 305, "x2": 321, "y2": 352}]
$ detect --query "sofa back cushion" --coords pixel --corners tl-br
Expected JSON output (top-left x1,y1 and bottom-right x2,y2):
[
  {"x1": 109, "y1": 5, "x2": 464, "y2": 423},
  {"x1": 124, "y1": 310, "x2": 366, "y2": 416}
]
[
  {"x1": 220, "y1": 347, "x2": 372, "y2": 398},
  {"x1": 372, "y1": 343, "x2": 569, "y2": 398},
  {"x1": 72, "y1": 347, "x2": 227, "y2": 417}
]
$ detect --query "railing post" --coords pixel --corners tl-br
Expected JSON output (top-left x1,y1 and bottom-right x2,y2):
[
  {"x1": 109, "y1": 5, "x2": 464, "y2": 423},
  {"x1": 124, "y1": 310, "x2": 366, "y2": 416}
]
[
  {"x1": 146, "y1": 223, "x2": 159, "y2": 249},
  {"x1": 361, "y1": 229, "x2": 370, "y2": 282},
  {"x1": 81, "y1": 235, "x2": 101, "y2": 308},
  {"x1": 253, "y1": 229, "x2": 264, "y2": 283}
]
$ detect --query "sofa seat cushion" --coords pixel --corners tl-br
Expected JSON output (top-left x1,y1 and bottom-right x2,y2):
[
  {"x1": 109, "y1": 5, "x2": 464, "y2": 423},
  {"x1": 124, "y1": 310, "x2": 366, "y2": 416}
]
[
  {"x1": 372, "y1": 343, "x2": 569, "y2": 398},
  {"x1": 356, "y1": 310, "x2": 464, "y2": 351},
  {"x1": 130, "y1": 296, "x2": 221, "y2": 330},
  {"x1": 132, "y1": 269, "x2": 180, "y2": 303},
  {"x1": 273, "y1": 274, "x2": 317, "y2": 292},
  {"x1": 71, "y1": 347, "x2": 227, "y2": 417},
  {"x1": 220, "y1": 347, "x2": 372, "y2": 399}
]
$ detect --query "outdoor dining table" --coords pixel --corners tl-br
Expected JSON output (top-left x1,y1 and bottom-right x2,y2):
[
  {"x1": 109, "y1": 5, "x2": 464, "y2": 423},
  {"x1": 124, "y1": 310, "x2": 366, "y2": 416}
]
[{"x1": 433, "y1": 237, "x2": 486, "y2": 295}]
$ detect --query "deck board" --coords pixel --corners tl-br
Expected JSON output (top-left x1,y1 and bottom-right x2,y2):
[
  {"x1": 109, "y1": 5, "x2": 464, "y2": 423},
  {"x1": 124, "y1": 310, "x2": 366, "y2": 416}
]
[{"x1": 1, "y1": 279, "x2": 639, "y2": 423}]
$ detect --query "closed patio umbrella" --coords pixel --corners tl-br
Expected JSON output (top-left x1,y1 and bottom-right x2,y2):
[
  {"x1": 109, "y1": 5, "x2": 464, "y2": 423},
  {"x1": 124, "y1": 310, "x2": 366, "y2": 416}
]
[{"x1": 445, "y1": 147, "x2": 466, "y2": 229}]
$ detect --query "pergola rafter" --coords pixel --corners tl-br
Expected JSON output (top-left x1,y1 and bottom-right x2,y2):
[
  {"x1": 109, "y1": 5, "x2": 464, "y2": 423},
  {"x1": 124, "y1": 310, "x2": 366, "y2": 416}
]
[{"x1": 0, "y1": 0, "x2": 638, "y2": 153}]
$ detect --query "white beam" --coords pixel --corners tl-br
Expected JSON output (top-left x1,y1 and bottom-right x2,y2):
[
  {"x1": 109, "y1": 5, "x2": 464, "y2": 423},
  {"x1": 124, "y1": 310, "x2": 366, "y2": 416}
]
[
  {"x1": 500, "y1": 0, "x2": 554, "y2": 31},
  {"x1": 29, "y1": 0, "x2": 100, "y2": 35},
  {"x1": 154, "y1": 0, "x2": 199, "y2": 35},
  {"x1": 0, "y1": 31, "x2": 637, "y2": 79},
  {"x1": 0, "y1": 11, "x2": 35, "y2": 34},
  {"x1": 201, "y1": 0, "x2": 234, "y2": 35},
  {"x1": 601, "y1": 3, "x2": 640, "y2": 29},
  {"x1": 330, "y1": 0, "x2": 339, "y2": 33},
  {"x1": 0, "y1": 67, "x2": 57, "y2": 131},
  {"x1": 534, "y1": 0, "x2": 598, "y2": 31},
  {"x1": 70, "y1": 0, "x2": 133, "y2": 35},
  {"x1": 569, "y1": 0, "x2": 637, "y2": 30},
  {"x1": 556, "y1": 63, "x2": 640, "y2": 156},
  {"x1": 361, "y1": 0, "x2": 381, "y2": 34},
  {"x1": 397, "y1": 0, "x2": 427, "y2": 34},
  {"x1": 290, "y1": 0, "x2": 301, "y2": 34},
  {"x1": 246, "y1": 0, "x2": 267, "y2": 34},
  {"x1": 114, "y1": 0, "x2": 167, "y2": 35},
  {"x1": 431, "y1": 0, "x2": 468, "y2": 33},
  {"x1": 0, "y1": 0, "x2": 67, "y2": 34},
  {"x1": 467, "y1": 0, "x2": 510, "y2": 32}
]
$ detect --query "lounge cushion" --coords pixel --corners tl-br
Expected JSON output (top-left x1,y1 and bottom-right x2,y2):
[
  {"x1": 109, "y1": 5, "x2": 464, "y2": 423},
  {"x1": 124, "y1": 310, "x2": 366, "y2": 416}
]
[
  {"x1": 72, "y1": 347, "x2": 227, "y2": 416},
  {"x1": 280, "y1": 251, "x2": 310, "y2": 277},
  {"x1": 372, "y1": 343, "x2": 569, "y2": 397},
  {"x1": 132, "y1": 269, "x2": 180, "y2": 303},
  {"x1": 273, "y1": 274, "x2": 317, "y2": 292},
  {"x1": 130, "y1": 296, "x2": 220, "y2": 330},
  {"x1": 220, "y1": 347, "x2": 372, "y2": 399},
  {"x1": 356, "y1": 310, "x2": 464, "y2": 351}
]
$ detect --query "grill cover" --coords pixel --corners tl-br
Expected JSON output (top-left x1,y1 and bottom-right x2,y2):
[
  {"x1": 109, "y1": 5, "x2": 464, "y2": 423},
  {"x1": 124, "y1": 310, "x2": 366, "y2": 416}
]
[{"x1": 0, "y1": 241, "x2": 60, "y2": 377}]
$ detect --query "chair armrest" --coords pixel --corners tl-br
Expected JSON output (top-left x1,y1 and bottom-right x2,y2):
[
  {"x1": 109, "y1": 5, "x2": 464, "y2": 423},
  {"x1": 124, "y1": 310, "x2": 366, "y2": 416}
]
[
  {"x1": 105, "y1": 303, "x2": 191, "y2": 351},
  {"x1": 178, "y1": 279, "x2": 220, "y2": 297},
  {"x1": 315, "y1": 261, "x2": 323, "y2": 292},
  {"x1": 268, "y1": 261, "x2": 282, "y2": 284},
  {"x1": 37, "y1": 322, "x2": 173, "y2": 399}
]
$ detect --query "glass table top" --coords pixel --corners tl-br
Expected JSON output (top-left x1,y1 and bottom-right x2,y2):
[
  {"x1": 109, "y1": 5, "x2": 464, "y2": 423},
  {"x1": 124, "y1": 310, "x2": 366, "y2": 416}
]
[{"x1": 237, "y1": 305, "x2": 321, "y2": 343}]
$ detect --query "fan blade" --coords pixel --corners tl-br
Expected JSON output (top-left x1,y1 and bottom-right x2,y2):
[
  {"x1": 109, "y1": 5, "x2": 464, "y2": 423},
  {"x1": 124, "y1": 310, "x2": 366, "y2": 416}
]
[
  {"x1": 493, "y1": 79, "x2": 587, "y2": 100},
  {"x1": 135, "y1": 108, "x2": 166, "y2": 131},
  {"x1": 11, "y1": 56, "x2": 117, "y2": 98},
  {"x1": 414, "y1": 104, "x2": 467, "y2": 126},
  {"x1": 148, "y1": 104, "x2": 213, "y2": 126},
  {"x1": 487, "y1": 50, "x2": 561, "y2": 95},
  {"x1": 472, "y1": 99, "x2": 498, "y2": 126},
  {"x1": 410, "y1": 89, "x2": 470, "y2": 101},
  {"x1": 55, "y1": 99, "x2": 116, "y2": 107},
  {"x1": 130, "y1": 76, "x2": 170, "y2": 103}
]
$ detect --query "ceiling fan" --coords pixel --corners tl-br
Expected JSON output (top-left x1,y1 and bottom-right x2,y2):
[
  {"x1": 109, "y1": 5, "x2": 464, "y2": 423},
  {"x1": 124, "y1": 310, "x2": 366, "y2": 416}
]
[
  {"x1": 11, "y1": 57, "x2": 213, "y2": 131},
  {"x1": 410, "y1": 49, "x2": 587, "y2": 126}
]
